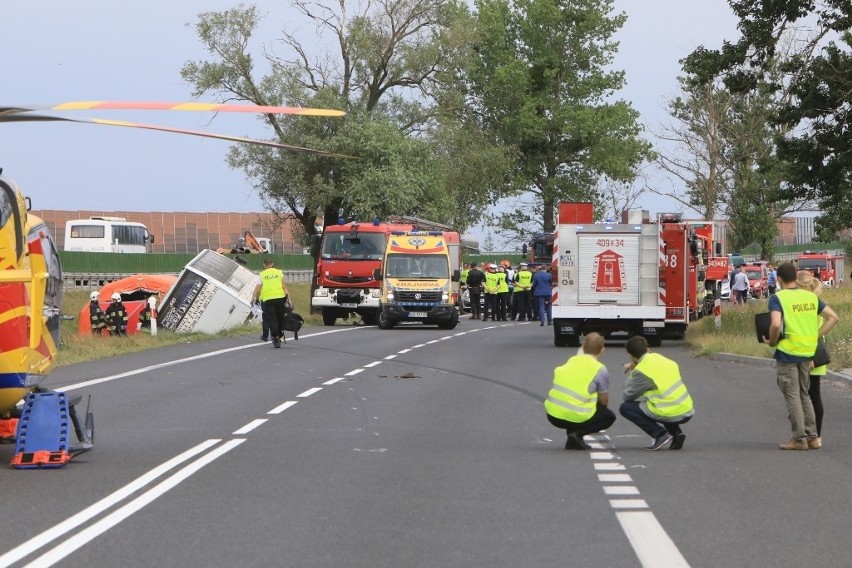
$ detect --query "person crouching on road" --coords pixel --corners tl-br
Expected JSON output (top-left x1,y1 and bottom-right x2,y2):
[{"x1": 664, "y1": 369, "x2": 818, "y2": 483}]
[
  {"x1": 253, "y1": 258, "x2": 293, "y2": 349},
  {"x1": 544, "y1": 332, "x2": 616, "y2": 450},
  {"x1": 620, "y1": 336, "x2": 694, "y2": 451}
]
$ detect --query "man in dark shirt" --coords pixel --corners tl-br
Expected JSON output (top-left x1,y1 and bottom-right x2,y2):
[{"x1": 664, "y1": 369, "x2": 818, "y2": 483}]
[{"x1": 465, "y1": 262, "x2": 486, "y2": 320}]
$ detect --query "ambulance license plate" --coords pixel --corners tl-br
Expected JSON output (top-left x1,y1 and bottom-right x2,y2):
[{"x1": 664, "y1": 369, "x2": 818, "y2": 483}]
[{"x1": 408, "y1": 311, "x2": 427, "y2": 318}]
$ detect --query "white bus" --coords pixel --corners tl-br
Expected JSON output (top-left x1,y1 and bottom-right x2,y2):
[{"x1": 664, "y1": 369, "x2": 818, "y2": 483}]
[{"x1": 64, "y1": 216, "x2": 152, "y2": 253}]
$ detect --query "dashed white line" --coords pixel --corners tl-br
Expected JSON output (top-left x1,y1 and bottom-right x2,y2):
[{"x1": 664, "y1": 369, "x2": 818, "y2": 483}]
[
  {"x1": 297, "y1": 387, "x2": 323, "y2": 398},
  {"x1": 603, "y1": 486, "x2": 641, "y2": 496},
  {"x1": 364, "y1": 361, "x2": 382, "y2": 368},
  {"x1": 345, "y1": 369, "x2": 364, "y2": 376},
  {"x1": 593, "y1": 462, "x2": 626, "y2": 471},
  {"x1": 616, "y1": 511, "x2": 691, "y2": 567},
  {"x1": 598, "y1": 473, "x2": 632, "y2": 483},
  {"x1": 322, "y1": 377, "x2": 347, "y2": 386},
  {"x1": 384, "y1": 354, "x2": 398, "y2": 360},
  {"x1": 397, "y1": 349, "x2": 412, "y2": 354},
  {"x1": 233, "y1": 419, "x2": 268, "y2": 435},
  {"x1": 590, "y1": 451, "x2": 618, "y2": 460},
  {"x1": 412, "y1": 344, "x2": 426, "y2": 348},
  {"x1": 268, "y1": 401, "x2": 299, "y2": 414},
  {"x1": 609, "y1": 499, "x2": 649, "y2": 509}
]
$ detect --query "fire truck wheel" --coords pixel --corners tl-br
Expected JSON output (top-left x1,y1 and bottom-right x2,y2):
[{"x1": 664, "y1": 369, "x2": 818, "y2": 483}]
[{"x1": 322, "y1": 311, "x2": 337, "y2": 326}]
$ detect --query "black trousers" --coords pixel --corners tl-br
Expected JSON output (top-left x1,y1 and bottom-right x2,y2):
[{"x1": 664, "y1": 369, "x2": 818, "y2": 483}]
[
  {"x1": 514, "y1": 291, "x2": 532, "y2": 320},
  {"x1": 547, "y1": 405, "x2": 616, "y2": 437},
  {"x1": 469, "y1": 290, "x2": 482, "y2": 318},
  {"x1": 262, "y1": 297, "x2": 291, "y2": 339}
]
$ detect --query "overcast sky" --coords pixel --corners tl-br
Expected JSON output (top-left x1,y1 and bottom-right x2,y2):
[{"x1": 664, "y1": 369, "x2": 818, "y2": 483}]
[{"x1": 2, "y1": 1, "x2": 739, "y2": 222}]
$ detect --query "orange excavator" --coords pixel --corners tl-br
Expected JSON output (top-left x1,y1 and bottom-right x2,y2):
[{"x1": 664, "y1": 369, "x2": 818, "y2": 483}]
[{"x1": 217, "y1": 231, "x2": 268, "y2": 254}]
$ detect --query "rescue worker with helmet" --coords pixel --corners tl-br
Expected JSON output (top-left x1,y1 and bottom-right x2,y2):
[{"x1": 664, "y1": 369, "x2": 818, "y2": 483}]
[
  {"x1": 253, "y1": 258, "x2": 293, "y2": 348},
  {"x1": 513, "y1": 262, "x2": 533, "y2": 321},
  {"x1": 88, "y1": 291, "x2": 107, "y2": 335},
  {"x1": 620, "y1": 335, "x2": 694, "y2": 450},
  {"x1": 544, "y1": 332, "x2": 616, "y2": 450},
  {"x1": 105, "y1": 293, "x2": 128, "y2": 336}
]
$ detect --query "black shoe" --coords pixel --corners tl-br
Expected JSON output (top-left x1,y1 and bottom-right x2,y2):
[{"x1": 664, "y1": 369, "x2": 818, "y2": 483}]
[
  {"x1": 646, "y1": 433, "x2": 673, "y2": 451},
  {"x1": 540, "y1": 322, "x2": 544, "y2": 327},
  {"x1": 671, "y1": 432, "x2": 686, "y2": 450},
  {"x1": 565, "y1": 433, "x2": 591, "y2": 450},
  {"x1": 261, "y1": 336, "x2": 269, "y2": 342},
  {"x1": 272, "y1": 338, "x2": 281, "y2": 348}
]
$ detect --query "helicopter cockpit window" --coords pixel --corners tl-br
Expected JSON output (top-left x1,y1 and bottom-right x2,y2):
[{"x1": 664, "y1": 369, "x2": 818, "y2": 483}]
[{"x1": 0, "y1": 180, "x2": 23, "y2": 260}]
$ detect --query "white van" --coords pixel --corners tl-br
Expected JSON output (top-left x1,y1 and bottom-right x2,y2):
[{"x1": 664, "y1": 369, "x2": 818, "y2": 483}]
[{"x1": 64, "y1": 217, "x2": 152, "y2": 253}]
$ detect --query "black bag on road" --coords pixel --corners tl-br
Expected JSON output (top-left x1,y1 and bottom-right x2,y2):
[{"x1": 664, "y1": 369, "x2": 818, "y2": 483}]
[{"x1": 283, "y1": 311, "x2": 304, "y2": 340}]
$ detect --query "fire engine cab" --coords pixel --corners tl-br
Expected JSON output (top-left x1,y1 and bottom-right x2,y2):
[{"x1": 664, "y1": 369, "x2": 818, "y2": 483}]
[{"x1": 796, "y1": 251, "x2": 844, "y2": 288}]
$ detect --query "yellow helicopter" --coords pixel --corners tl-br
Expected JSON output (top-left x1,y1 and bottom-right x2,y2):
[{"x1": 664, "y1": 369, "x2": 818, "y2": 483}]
[{"x1": 0, "y1": 101, "x2": 348, "y2": 467}]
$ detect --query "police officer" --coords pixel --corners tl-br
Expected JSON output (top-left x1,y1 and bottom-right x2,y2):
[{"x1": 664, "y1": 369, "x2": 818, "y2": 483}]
[
  {"x1": 105, "y1": 293, "x2": 128, "y2": 336},
  {"x1": 495, "y1": 266, "x2": 509, "y2": 321},
  {"x1": 544, "y1": 332, "x2": 616, "y2": 450},
  {"x1": 465, "y1": 262, "x2": 486, "y2": 320},
  {"x1": 483, "y1": 264, "x2": 499, "y2": 321},
  {"x1": 88, "y1": 291, "x2": 107, "y2": 335},
  {"x1": 253, "y1": 258, "x2": 293, "y2": 348},
  {"x1": 620, "y1": 335, "x2": 695, "y2": 450},
  {"x1": 513, "y1": 263, "x2": 533, "y2": 321}
]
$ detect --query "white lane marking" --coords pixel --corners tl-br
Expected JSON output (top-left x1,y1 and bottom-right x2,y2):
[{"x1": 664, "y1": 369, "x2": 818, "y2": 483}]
[
  {"x1": 397, "y1": 349, "x2": 412, "y2": 354},
  {"x1": 412, "y1": 344, "x2": 426, "y2": 348},
  {"x1": 345, "y1": 369, "x2": 364, "y2": 376},
  {"x1": 598, "y1": 473, "x2": 632, "y2": 483},
  {"x1": 0, "y1": 439, "x2": 221, "y2": 568},
  {"x1": 616, "y1": 511, "x2": 691, "y2": 568},
  {"x1": 593, "y1": 462, "x2": 626, "y2": 471},
  {"x1": 590, "y1": 452, "x2": 617, "y2": 460},
  {"x1": 609, "y1": 499, "x2": 649, "y2": 509},
  {"x1": 364, "y1": 361, "x2": 382, "y2": 368},
  {"x1": 233, "y1": 419, "x2": 268, "y2": 435},
  {"x1": 58, "y1": 327, "x2": 363, "y2": 393},
  {"x1": 589, "y1": 442, "x2": 610, "y2": 449},
  {"x1": 426, "y1": 340, "x2": 440, "y2": 345},
  {"x1": 384, "y1": 354, "x2": 397, "y2": 360},
  {"x1": 454, "y1": 332, "x2": 468, "y2": 336},
  {"x1": 268, "y1": 401, "x2": 298, "y2": 414},
  {"x1": 603, "y1": 486, "x2": 641, "y2": 496},
  {"x1": 297, "y1": 387, "x2": 322, "y2": 398},
  {"x1": 322, "y1": 377, "x2": 347, "y2": 385},
  {"x1": 27, "y1": 439, "x2": 247, "y2": 568}
]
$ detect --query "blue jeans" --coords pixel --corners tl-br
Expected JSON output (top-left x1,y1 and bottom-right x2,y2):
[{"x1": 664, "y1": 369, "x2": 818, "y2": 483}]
[
  {"x1": 535, "y1": 296, "x2": 551, "y2": 323},
  {"x1": 619, "y1": 401, "x2": 691, "y2": 439}
]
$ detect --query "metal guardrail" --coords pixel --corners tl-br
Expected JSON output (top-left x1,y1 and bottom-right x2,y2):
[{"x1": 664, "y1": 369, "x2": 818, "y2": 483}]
[{"x1": 63, "y1": 270, "x2": 315, "y2": 291}]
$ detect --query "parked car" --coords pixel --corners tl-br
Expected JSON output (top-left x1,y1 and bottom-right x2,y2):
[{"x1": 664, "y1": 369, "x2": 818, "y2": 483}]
[{"x1": 742, "y1": 263, "x2": 769, "y2": 298}]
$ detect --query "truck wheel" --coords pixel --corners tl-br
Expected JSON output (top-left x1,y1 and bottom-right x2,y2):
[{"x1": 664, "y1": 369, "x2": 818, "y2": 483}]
[
  {"x1": 377, "y1": 310, "x2": 395, "y2": 330},
  {"x1": 438, "y1": 309, "x2": 459, "y2": 330},
  {"x1": 362, "y1": 312, "x2": 378, "y2": 326},
  {"x1": 322, "y1": 311, "x2": 337, "y2": 326},
  {"x1": 646, "y1": 333, "x2": 662, "y2": 347}
]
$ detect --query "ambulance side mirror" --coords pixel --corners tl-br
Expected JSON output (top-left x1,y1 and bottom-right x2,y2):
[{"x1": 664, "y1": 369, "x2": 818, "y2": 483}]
[
  {"x1": 373, "y1": 268, "x2": 383, "y2": 281},
  {"x1": 451, "y1": 269, "x2": 460, "y2": 282}
]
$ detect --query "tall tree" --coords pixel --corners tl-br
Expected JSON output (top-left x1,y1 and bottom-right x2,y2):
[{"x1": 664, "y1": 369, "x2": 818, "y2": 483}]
[
  {"x1": 463, "y1": 0, "x2": 654, "y2": 234},
  {"x1": 682, "y1": 0, "x2": 849, "y2": 240}
]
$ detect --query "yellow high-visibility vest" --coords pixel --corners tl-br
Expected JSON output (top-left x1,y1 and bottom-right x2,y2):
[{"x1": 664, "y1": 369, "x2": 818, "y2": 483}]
[
  {"x1": 634, "y1": 353, "x2": 693, "y2": 419},
  {"x1": 544, "y1": 354, "x2": 603, "y2": 423},
  {"x1": 775, "y1": 288, "x2": 820, "y2": 358},
  {"x1": 259, "y1": 267, "x2": 286, "y2": 301}
]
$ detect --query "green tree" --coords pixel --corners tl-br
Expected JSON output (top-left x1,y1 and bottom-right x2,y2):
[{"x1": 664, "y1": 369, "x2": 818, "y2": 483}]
[
  {"x1": 181, "y1": 3, "x2": 507, "y2": 238},
  {"x1": 463, "y1": 0, "x2": 654, "y2": 234}
]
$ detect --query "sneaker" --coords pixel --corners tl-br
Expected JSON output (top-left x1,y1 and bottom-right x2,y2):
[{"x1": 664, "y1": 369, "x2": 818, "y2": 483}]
[
  {"x1": 671, "y1": 432, "x2": 686, "y2": 450},
  {"x1": 808, "y1": 437, "x2": 822, "y2": 450},
  {"x1": 646, "y1": 433, "x2": 674, "y2": 451},
  {"x1": 778, "y1": 438, "x2": 808, "y2": 450},
  {"x1": 564, "y1": 433, "x2": 591, "y2": 450}
]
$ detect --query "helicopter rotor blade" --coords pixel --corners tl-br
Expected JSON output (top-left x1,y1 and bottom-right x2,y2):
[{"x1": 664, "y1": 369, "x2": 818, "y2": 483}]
[
  {"x1": 0, "y1": 113, "x2": 358, "y2": 159},
  {"x1": 0, "y1": 101, "x2": 345, "y2": 117}
]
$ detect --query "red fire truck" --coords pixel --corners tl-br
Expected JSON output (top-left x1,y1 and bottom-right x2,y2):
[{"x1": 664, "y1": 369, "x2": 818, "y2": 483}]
[
  {"x1": 797, "y1": 251, "x2": 844, "y2": 288},
  {"x1": 312, "y1": 216, "x2": 460, "y2": 325},
  {"x1": 659, "y1": 214, "x2": 709, "y2": 338}
]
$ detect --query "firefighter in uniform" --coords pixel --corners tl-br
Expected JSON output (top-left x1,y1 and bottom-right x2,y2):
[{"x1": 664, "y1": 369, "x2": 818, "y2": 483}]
[
  {"x1": 544, "y1": 332, "x2": 616, "y2": 449},
  {"x1": 253, "y1": 258, "x2": 293, "y2": 348},
  {"x1": 89, "y1": 291, "x2": 107, "y2": 335},
  {"x1": 620, "y1": 335, "x2": 695, "y2": 450},
  {"x1": 105, "y1": 293, "x2": 128, "y2": 336},
  {"x1": 513, "y1": 263, "x2": 533, "y2": 321}
]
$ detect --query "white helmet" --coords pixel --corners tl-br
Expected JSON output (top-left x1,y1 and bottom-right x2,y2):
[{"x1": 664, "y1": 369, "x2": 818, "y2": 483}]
[
  {"x1": 90, "y1": 291, "x2": 99, "y2": 301},
  {"x1": 110, "y1": 293, "x2": 122, "y2": 302}
]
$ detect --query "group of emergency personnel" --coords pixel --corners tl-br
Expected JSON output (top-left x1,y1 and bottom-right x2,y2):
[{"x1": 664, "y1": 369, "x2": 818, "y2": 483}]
[
  {"x1": 88, "y1": 292, "x2": 131, "y2": 336},
  {"x1": 460, "y1": 260, "x2": 548, "y2": 323}
]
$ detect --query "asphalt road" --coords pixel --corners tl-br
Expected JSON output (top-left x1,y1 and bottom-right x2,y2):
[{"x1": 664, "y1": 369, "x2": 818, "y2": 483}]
[{"x1": 1, "y1": 318, "x2": 851, "y2": 567}]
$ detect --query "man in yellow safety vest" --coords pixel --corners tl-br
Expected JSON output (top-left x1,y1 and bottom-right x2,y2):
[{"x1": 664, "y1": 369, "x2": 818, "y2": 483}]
[
  {"x1": 620, "y1": 335, "x2": 695, "y2": 450},
  {"x1": 544, "y1": 332, "x2": 616, "y2": 450},
  {"x1": 253, "y1": 258, "x2": 293, "y2": 349}
]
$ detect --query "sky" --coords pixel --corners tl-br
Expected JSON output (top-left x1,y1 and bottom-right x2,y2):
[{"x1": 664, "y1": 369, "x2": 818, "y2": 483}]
[{"x1": 1, "y1": 1, "x2": 741, "y2": 226}]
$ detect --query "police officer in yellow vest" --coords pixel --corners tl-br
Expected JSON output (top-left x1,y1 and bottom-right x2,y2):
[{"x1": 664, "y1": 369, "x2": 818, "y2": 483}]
[
  {"x1": 764, "y1": 262, "x2": 838, "y2": 450},
  {"x1": 545, "y1": 332, "x2": 616, "y2": 450},
  {"x1": 483, "y1": 264, "x2": 499, "y2": 321},
  {"x1": 513, "y1": 263, "x2": 533, "y2": 321},
  {"x1": 495, "y1": 266, "x2": 509, "y2": 321},
  {"x1": 253, "y1": 258, "x2": 293, "y2": 348},
  {"x1": 620, "y1": 335, "x2": 694, "y2": 450}
]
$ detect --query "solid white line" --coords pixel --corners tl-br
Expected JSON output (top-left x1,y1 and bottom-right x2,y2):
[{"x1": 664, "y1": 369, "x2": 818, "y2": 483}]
[
  {"x1": 383, "y1": 354, "x2": 398, "y2": 360},
  {"x1": 616, "y1": 511, "x2": 691, "y2": 567},
  {"x1": 598, "y1": 473, "x2": 633, "y2": 483},
  {"x1": 0, "y1": 439, "x2": 221, "y2": 568},
  {"x1": 297, "y1": 387, "x2": 322, "y2": 398},
  {"x1": 26, "y1": 439, "x2": 247, "y2": 568},
  {"x1": 589, "y1": 452, "x2": 617, "y2": 460},
  {"x1": 268, "y1": 400, "x2": 298, "y2": 414},
  {"x1": 58, "y1": 327, "x2": 363, "y2": 393},
  {"x1": 364, "y1": 361, "x2": 382, "y2": 368},
  {"x1": 322, "y1": 377, "x2": 347, "y2": 385},
  {"x1": 345, "y1": 369, "x2": 364, "y2": 376},
  {"x1": 609, "y1": 499, "x2": 649, "y2": 509},
  {"x1": 233, "y1": 419, "x2": 267, "y2": 435},
  {"x1": 397, "y1": 349, "x2": 412, "y2": 354},
  {"x1": 593, "y1": 462, "x2": 626, "y2": 471},
  {"x1": 603, "y1": 486, "x2": 641, "y2": 496}
]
